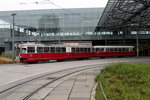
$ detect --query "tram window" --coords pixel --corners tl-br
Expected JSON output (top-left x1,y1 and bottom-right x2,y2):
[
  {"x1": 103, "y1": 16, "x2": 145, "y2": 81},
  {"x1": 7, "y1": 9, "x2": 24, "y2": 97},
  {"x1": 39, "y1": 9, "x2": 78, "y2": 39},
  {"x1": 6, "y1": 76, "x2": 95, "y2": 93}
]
[
  {"x1": 79, "y1": 48, "x2": 81, "y2": 52},
  {"x1": 84, "y1": 48, "x2": 88, "y2": 52},
  {"x1": 62, "y1": 47, "x2": 66, "y2": 52},
  {"x1": 44, "y1": 47, "x2": 49, "y2": 53},
  {"x1": 86, "y1": 48, "x2": 89, "y2": 52},
  {"x1": 110, "y1": 48, "x2": 113, "y2": 52},
  {"x1": 101, "y1": 48, "x2": 104, "y2": 52},
  {"x1": 129, "y1": 48, "x2": 133, "y2": 52},
  {"x1": 76, "y1": 48, "x2": 80, "y2": 52},
  {"x1": 80, "y1": 48, "x2": 84, "y2": 52},
  {"x1": 118, "y1": 48, "x2": 122, "y2": 52},
  {"x1": 50, "y1": 47, "x2": 55, "y2": 53},
  {"x1": 37, "y1": 47, "x2": 43, "y2": 53},
  {"x1": 72, "y1": 47, "x2": 76, "y2": 52},
  {"x1": 92, "y1": 48, "x2": 94, "y2": 52},
  {"x1": 21, "y1": 48, "x2": 27, "y2": 53},
  {"x1": 83, "y1": 48, "x2": 86, "y2": 52},
  {"x1": 96, "y1": 48, "x2": 99, "y2": 52},
  {"x1": 56, "y1": 47, "x2": 61, "y2": 53},
  {"x1": 99, "y1": 48, "x2": 102, "y2": 52},
  {"x1": 98, "y1": 48, "x2": 100, "y2": 52},
  {"x1": 106, "y1": 48, "x2": 110, "y2": 52},
  {"x1": 94, "y1": 48, "x2": 96, "y2": 52},
  {"x1": 114, "y1": 48, "x2": 118, "y2": 52},
  {"x1": 87, "y1": 48, "x2": 91, "y2": 52},
  {"x1": 84, "y1": 48, "x2": 86, "y2": 52},
  {"x1": 27, "y1": 47, "x2": 35, "y2": 53},
  {"x1": 125, "y1": 48, "x2": 129, "y2": 52},
  {"x1": 122, "y1": 48, "x2": 125, "y2": 52},
  {"x1": 97, "y1": 48, "x2": 103, "y2": 52}
]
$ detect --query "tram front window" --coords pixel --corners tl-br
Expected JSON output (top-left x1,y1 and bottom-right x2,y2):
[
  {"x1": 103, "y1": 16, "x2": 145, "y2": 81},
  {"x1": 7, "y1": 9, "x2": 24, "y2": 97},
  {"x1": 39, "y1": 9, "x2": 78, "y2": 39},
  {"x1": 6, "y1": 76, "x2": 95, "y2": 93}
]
[{"x1": 21, "y1": 48, "x2": 27, "y2": 53}]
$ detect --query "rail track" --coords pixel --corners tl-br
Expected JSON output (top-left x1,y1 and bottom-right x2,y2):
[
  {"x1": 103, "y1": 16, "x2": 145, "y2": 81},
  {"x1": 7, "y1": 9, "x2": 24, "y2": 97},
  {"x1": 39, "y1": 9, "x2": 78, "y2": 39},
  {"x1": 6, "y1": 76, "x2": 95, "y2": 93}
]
[
  {"x1": 0, "y1": 64, "x2": 106, "y2": 100},
  {"x1": 0, "y1": 57, "x2": 149, "y2": 100}
]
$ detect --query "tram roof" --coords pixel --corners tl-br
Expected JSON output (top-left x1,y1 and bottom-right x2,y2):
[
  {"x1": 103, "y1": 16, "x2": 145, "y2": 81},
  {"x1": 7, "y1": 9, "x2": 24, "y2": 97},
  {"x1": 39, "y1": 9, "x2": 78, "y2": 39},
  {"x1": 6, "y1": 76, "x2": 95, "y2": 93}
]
[
  {"x1": 97, "y1": 0, "x2": 150, "y2": 31},
  {"x1": 94, "y1": 46, "x2": 134, "y2": 48},
  {"x1": 19, "y1": 43, "x2": 92, "y2": 48}
]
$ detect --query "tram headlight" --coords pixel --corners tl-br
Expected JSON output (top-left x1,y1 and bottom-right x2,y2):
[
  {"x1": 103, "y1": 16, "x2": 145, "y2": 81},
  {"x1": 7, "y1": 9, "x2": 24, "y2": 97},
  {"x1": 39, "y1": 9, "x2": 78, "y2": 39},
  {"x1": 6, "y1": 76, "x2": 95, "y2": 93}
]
[{"x1": 19, "y1": 55, "x2": 22, "y2": 58}]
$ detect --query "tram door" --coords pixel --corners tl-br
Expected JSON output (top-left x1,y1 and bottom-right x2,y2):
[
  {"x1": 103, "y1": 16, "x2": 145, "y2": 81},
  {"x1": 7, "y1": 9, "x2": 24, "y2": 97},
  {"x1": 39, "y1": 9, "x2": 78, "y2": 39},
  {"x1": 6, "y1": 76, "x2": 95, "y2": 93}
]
[
  {"x1": 148, "y1": 48, "x2": 150, "y2": 56},
  {"x1": 0, "y1": 47, "x2": 5, "y2": 55},
  {"x1": 143, "y1": 48, "x2": 149, "y2": 56}
]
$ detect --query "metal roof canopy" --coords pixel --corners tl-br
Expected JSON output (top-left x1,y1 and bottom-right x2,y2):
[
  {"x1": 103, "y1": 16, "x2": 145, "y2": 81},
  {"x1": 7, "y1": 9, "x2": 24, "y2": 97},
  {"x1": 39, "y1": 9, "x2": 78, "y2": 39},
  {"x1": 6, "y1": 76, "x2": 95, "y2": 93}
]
[{"x1": 98, "y1": 0, "x2": 150, "y2": 31}]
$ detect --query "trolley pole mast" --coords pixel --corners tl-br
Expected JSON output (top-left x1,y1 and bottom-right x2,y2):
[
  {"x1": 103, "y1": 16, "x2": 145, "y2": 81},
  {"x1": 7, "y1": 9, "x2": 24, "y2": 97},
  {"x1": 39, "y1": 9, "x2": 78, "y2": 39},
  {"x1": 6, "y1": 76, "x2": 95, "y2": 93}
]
[
  {"x1": 136, "y1": 30, "x2": 139, "y2": 58},
  {"x1": 11, "y1": 13, "x2": 16, "y2": 61}
]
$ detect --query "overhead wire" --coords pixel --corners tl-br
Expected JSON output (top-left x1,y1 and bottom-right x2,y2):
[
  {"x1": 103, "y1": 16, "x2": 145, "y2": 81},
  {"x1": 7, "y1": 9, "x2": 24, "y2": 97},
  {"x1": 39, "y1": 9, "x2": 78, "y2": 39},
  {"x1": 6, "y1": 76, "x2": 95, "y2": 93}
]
[
  {"x1": 41, "y1": 0, "x2": 92, "y2": 21},
  {"x1": 20, "y1": 0, "x2": 94, "y2": 21}
]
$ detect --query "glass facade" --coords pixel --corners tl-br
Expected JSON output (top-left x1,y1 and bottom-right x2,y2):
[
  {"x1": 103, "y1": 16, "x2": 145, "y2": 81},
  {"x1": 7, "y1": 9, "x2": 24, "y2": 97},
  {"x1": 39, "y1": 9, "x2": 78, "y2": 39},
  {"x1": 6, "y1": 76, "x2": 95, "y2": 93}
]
[
  {"x1": 0, "y1": 8, "x2": 103, "y2": 38},
  {"x1": 0, "y1": 7, "x2": 150, "y2": 52}
]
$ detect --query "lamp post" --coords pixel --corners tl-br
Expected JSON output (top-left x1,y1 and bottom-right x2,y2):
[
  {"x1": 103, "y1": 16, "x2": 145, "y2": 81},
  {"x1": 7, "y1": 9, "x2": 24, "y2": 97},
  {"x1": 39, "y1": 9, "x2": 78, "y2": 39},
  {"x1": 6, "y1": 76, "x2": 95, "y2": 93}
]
[
  {"x1": 11, "y1": 13, "x2": 16, "y2": 61},
  {"x1": 136, "y1": 30, "x2": 139, "y2": 58},
  {"x1": 130, "y1": 24, "x2": 139, "y2": 58}
]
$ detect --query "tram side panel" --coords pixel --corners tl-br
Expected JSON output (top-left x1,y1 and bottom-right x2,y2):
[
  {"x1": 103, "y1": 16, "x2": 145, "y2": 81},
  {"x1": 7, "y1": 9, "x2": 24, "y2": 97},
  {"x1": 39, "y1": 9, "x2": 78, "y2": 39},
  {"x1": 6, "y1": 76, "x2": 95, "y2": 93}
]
[
  {"x1": 148, "y1": 48, "x2": 150, "y2": 56},
  {"x1": 95, "y1": 52, "x2": 135, "y2": 57},
  {"x1": 93, "y1": 46, "x2": 135, "y2": 57},
  {"x1": 20, "y1": 46, "x2": 93, "y2": 63},
  {"x1": 68, "y1": 47, "x2": 93, "y2": 59}
]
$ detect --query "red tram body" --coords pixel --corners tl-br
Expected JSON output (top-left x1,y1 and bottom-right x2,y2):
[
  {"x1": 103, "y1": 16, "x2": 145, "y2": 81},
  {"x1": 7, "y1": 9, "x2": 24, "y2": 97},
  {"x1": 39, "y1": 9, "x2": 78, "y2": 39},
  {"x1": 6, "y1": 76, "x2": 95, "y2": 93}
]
[
  {"x1": 19, "y1": 43, "x2": 135, "y2": 63},
  {"x1": 19, "y1": 43, "x2": 93, "y2": 63}
]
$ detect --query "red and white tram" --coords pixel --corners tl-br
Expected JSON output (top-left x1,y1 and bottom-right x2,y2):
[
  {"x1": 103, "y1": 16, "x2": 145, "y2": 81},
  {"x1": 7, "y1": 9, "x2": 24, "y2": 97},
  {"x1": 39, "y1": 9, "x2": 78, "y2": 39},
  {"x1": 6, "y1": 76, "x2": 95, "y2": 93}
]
[
  {"x1": 19, "y1": 43, "x2": 135, "y2": 63},
  {"x1": 93, "y1": 46, "x2": 135, "y2": 57},
  {"x1": 19, "y1": 43, "x2": 93, "y2": 63}
]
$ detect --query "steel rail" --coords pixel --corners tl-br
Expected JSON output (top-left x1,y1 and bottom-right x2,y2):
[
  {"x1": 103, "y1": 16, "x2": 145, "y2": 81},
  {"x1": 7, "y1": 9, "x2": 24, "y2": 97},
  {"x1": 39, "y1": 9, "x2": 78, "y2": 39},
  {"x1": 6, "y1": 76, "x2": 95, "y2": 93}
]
[
  {"x1": 22, "y1": 64, "x2": 105, "y2": 100},
  {"x1": 0, "y1": 63, "x2": 107, "y2": 99}
]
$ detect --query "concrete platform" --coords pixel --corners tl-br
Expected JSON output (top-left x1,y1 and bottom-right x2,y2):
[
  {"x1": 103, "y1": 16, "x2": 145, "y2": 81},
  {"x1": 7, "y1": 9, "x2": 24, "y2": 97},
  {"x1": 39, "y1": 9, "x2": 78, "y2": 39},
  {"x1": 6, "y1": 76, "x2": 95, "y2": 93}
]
[{"x1": 44, "y1": 69, "x2": 99, "y2": 100}]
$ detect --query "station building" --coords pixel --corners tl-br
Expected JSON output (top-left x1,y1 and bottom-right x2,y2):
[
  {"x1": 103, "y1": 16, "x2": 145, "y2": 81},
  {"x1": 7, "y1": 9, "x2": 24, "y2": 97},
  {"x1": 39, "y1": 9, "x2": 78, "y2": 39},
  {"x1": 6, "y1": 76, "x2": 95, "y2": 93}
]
[
  {"x1": 0, "y1": 0, "x2": 150, "y2": 56},
  {"x1": 0, "y1": 8, "x2": 103, "y2": 51}
]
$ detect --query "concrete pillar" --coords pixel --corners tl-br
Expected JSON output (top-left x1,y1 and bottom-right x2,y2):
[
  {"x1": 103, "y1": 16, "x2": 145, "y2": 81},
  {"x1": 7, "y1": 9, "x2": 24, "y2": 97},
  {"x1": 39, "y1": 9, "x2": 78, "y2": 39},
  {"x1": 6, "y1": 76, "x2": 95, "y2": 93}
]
[{"x1": 122, "y1": 29, "x2": 126, "y2": 45}]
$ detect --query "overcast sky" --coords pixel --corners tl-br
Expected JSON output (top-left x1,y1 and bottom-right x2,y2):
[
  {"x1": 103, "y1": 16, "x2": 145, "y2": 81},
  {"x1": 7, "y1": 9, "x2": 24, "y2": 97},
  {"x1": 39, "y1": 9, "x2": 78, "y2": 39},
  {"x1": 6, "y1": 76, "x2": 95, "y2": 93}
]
[{"x1": 0, "y1": 0, "x2": 108, "y2": 11}]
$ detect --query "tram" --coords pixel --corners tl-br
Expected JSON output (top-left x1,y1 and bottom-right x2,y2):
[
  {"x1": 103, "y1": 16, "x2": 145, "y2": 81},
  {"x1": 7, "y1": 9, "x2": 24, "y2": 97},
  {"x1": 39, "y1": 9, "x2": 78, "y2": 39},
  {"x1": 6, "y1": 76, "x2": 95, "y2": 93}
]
[
  {"x1": 19, "y1": 43, "x2": 135, "y2": 63},
  {"x1": 19, "y1": 43, "x2": 93, "y2": 63},
  {"x1": 93, "y1": 46, "x2": 135, "y2": 57}
]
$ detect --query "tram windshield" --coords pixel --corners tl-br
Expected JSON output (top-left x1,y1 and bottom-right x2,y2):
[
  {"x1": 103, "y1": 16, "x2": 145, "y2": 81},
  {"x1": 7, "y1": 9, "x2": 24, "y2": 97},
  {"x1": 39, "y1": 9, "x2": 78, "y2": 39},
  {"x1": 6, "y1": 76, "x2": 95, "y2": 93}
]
[{"x1": 21, "y1": 48, "x2": 27, "y2": 53}]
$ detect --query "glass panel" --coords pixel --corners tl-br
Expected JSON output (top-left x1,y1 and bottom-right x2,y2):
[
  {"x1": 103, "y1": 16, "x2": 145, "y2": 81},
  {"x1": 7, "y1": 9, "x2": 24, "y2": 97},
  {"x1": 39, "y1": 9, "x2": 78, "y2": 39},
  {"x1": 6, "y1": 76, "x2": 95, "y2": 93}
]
[
  {"x1": 114, "y1": 48, "x2": 118, "y2": 52},
  {"x1": 76, "y1": 48, "x2": 80, "y2": 52},
  {"x1": 87, "y1": 48, "x2": 91, "y2": 52},
  {"x1": 106, "y1": 48, "x2": 110, "y2": 52},
  {"x1": 118, "y1": 48, "x2": 122, "y2": 52},
  {"x1": 80, "y1": 48, "x2": 84, "y2": 52},
  {"x1": 125, "y1": 48, "x2": 129, "y2": 52},
  {"x1": 97, "y1": 48, "x2": 100, "y2": 52},
  {"x1": 50, "y1": 47, "x2": 55, "y2": 53},
  {"x1": 84, "y1": 48, "x2": 87, "y2": 52},
  {"x1": 72, "y1": 47, "x2": 76, "y2": 52},
  {"x1": 62, "y1": 47, "x2": 66, "y2": 52},
  {"x1": 110, "y1": 48, "x2": 113, "y2": 52},
  {"x1": 101, "y1": 48, "x2": 104, "y2": 52},
  {"x1": 21, "y1": 48, "x2": 27, "y2": 53},
  {"x1": 37, "y1": 47, "x2": 43, "y2": 53},
  {"x1": 56, "y1": 47, "x2": 61, "y2": 53},
  {"x1": 44, "y1": 47, "x2": 49, "y2": 53},
  {"x1": 27, "y1": 47, "x2": 35, "y2": 53},
  {"x1": 122, "y1": 48, "x2": 126, "y2": 52}
]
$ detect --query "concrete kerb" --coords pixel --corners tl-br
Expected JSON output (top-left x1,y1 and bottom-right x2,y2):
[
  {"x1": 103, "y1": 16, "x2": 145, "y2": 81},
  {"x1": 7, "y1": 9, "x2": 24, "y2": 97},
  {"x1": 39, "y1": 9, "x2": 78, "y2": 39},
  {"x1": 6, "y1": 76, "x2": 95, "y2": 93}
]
[{"x1": 90, "y1": 83, "x2": 97, "y2": 100}]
